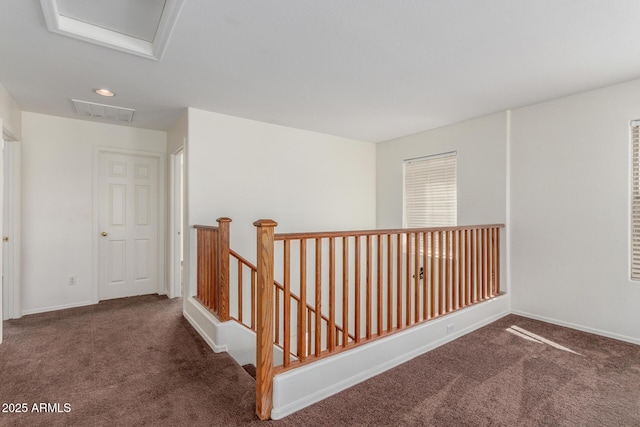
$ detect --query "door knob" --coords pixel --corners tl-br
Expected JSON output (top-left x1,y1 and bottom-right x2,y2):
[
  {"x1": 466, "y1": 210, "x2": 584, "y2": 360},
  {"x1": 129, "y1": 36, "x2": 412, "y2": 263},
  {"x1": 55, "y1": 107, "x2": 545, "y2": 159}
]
[{"x1": 101, "y1": 231, "x2": 108, "y2": 237}]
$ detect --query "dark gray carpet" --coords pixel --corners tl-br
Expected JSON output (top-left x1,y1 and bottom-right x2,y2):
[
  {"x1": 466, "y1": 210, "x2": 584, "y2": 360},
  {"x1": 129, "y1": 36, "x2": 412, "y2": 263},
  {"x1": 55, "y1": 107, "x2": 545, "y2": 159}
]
[{"x1": 1, "y1": 295, "x2": 639, "y2": 426}]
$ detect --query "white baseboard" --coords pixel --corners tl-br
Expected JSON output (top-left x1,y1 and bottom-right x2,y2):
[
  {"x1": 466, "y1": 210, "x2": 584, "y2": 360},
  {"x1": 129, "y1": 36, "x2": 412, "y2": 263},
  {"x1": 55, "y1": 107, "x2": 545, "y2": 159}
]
[
  {"x1": 271, "y1": 295, "x2": 510, "y2": 420},
  {"x1": 511, "y1": 309, "x2": 640, "y2": 346},
  {"x1": 21, "y1": 300, "x2": 94, "y2": 316},
  {"x1": 183, "y1": 297, "x2": 228, "y2": 353}
]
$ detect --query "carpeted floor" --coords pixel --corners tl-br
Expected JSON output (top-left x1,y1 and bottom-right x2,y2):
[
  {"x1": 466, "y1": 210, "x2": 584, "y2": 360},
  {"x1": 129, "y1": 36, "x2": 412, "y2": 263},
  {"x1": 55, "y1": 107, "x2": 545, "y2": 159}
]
[{"x1": 1, "y1": 295, "x2": 639, "y2": 426}]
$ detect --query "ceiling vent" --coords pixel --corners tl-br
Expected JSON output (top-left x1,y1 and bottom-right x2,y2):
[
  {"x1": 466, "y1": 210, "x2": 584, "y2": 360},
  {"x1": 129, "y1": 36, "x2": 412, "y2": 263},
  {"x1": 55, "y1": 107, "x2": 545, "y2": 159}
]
[
  {"x1": 71, "y1": 99, "x2": 135, "y2": 123},
  {"x1": 41, "y1": 0, "x2": 185, "y2": 60}
]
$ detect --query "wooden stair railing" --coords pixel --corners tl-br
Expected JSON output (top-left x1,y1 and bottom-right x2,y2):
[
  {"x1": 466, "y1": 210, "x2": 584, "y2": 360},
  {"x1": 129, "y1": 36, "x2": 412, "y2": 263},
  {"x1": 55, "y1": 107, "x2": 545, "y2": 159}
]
[
  {"x1": 194, "y1": 218, "x2": 231, "y2": 321},
  {"x1": 254, "y1": 220, "x2": 505, "y2": 420},
  {"x1": 229, "y1": 249, "x2": 355, "y2": 345}
]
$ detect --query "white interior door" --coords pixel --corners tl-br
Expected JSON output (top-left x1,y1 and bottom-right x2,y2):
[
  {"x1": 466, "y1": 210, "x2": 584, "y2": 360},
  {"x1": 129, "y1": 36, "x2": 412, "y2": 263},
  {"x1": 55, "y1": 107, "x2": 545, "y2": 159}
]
[{"x1": 98, "y1": 152, "x2": 159, "y2": 300}]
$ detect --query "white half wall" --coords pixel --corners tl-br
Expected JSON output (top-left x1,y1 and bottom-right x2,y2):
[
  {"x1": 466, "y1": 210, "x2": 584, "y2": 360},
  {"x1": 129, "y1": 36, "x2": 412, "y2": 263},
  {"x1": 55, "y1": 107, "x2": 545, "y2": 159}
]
[
  {"x1": 21, "y1": 112, "x2": 166, "y2": 314},
  {"x1": 271, "y1": 294, "x2": 509, "y2": 419},
  {"x1": 510, "y1": 78, "x2": 640, "y2": 344},
  {"x1": 376, "y1": 111, "x2": 508, "y2": 228}
]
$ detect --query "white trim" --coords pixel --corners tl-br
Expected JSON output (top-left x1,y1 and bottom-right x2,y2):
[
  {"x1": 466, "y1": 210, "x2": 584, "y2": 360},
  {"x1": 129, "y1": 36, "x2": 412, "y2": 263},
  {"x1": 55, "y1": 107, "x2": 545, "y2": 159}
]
[
  {"x1": 0, "y1": 118, "x2": 2, "y2": 343},
  {"x1": 505, "y1": 110, "x2": 512, "y2": 301},
  {"x1": 169, "y1": 147, "x2": 184, "y2": 298},
  {"x1": 21, "y1": 300, "x2": 94, "y2": 316},
  {"x1": 92, "y1": 146, "x2": 166, "y2": 303},
  {"x1": 511, "y1": 309, "x2": 640, "y2": 346},
  {"x1": 2, "y1": 128, "x2": 18, "y2": 143},
  {"x1": 40, "y1": 0, "x2": 185, "y2": 61},
  {"x1": 2, "y1": 141, "x2": 21, "y2": 319},
  {"x1": 183, "y1": 299, "x2": 229, "y2": 353}
]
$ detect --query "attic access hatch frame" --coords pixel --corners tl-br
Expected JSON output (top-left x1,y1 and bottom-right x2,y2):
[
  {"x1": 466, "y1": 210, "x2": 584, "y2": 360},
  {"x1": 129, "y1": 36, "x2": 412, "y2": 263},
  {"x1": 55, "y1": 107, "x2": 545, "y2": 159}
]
[{"x1": 40, "y1": 0, "x2": 185, "y2": 60}]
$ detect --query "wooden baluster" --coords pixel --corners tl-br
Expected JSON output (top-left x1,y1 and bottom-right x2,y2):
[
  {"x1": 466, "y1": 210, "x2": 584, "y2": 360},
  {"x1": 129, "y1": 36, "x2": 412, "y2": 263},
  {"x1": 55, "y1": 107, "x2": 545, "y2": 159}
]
[
  {"x1": 414, "y1": 233, "x2": 420, "y2": 323},
  {"x1": 405, "y1": 232, "x2": 411, "y2": 326},
  {"x1": 315, "y1": 238, "x2": 322, "y2": 356},
  {"x1": 283, "y1": 240, "x2": 291, "y2": 366},
  {"x1": 470, "y1": 229, "x2": 476, "y2": 303},
  {"x1": 376, "y1": 234, "x2": 383, "y2": 336},
  {"x1": 453, "y1": 230, "x2": 458, "y2": 308},
  {"x1": 328, "y1": 237, "x2": 336, "y2": 352},
  {"x1": 396, "y1": 234, "x2": 402, "y2": 329},
  {"x1": 238, "y1": 260, "x2": 243, "y2": 323},
  {"x1": 275, "y1": 288, "x2": 280, "y2": 345},
  {"x1": 439, "y1": 231, "x2": 445, "y2": 317},
  {"x1": 465, "y1": 230, "x2": 471, "y2": 306},
  {"x1": 342, "y1": 236, "x2": 349, "y2": 347},
  {"x1": 251, "y1": 269, "x2": 256, "y2": 330},
  {"x1": 430, "y1": 231, "x2": 436, "y2": 318},
  {"x1": 298, "y1": 239, "x2": 307, "y2": 360},
  {"x1": 366, "y1": 235, "x2": 372, "y2": 339},
  {"x1": 217, "y1": 218, "x2": 231, "y2": 321},
  {"x1": 478, "y1": 229, "x2": 487, "y2": 301},
  {"x1": 476, "y1": 229, "x2": 482, "y2": 302},
  {"x1": 254, "y1": 219, "x2": 277, "y2": 421},
  {"x1": 445, "y1": 231, "x2": 451, "y2": 313},
  {"x1": 478, "y1": 229, "x2": 484, "y2": 301},
  {"x1": 386, "y1": 234, "x2": 393, "y2": 332},
  {"x1": 485, "y1": 228, "x2": 490, "y2": 299},
  {"x1": 422, "y1": 231, "x2": 428, "y2": 321},
  {"x1": 354, "y1": 236, "x2": 361, "y2": 342},
  {"x1": 490, "y1": 227, "x2": 495, "y2": 297},
  {"x1": 307, "y1": 309, "x2": 312, "y2": 356},
  {"x1": 495, "y1": 228, "x2": 501, "y2": 295}
]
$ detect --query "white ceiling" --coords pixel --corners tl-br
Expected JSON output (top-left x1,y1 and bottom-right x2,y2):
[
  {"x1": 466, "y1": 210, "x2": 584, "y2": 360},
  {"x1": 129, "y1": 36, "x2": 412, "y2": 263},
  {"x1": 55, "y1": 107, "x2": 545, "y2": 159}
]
[{"x1": 2, "y1": 1, "x2": 640, "y2": 142}]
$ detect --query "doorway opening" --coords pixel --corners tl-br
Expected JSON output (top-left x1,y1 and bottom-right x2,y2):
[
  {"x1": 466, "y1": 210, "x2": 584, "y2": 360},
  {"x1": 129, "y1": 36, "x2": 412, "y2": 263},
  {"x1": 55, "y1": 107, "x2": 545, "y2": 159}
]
[
  {"x1": 2, "y1": 136, "x2": 20, "y2": 320},
  {"x1": 170, "y1": 147, "x2": 184, "y2": 298}
]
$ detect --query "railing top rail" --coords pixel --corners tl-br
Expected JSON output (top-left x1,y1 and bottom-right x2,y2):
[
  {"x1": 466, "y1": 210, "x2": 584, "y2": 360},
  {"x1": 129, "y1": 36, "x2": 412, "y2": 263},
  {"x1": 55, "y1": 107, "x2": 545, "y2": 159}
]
[
  {"x1": 230, "y1": 249, "x2": 257, "y2": 270},
  {"x1": 193, "y1": 224, "x2": 220, "y2": 231},
  {"x1": 274, "y1": 223, "x2": 505, "y2": 241}
]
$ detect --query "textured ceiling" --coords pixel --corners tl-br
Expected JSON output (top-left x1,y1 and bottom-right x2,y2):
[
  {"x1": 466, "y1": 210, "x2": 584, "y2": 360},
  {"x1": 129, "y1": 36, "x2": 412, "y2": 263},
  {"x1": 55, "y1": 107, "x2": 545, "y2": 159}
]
[{"x1": 2, "y1": 1, "x2": 640, "y2": 142}]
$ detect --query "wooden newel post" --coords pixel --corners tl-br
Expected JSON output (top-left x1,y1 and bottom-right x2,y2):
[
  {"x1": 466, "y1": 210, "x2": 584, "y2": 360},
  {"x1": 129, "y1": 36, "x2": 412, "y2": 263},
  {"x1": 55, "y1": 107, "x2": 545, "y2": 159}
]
[
  {"x1": 217, "y1": 217, "x2": 232, "y2": 321},
  {"x1": 254, "y1": 219, "x2": 277, "y2": 420}
]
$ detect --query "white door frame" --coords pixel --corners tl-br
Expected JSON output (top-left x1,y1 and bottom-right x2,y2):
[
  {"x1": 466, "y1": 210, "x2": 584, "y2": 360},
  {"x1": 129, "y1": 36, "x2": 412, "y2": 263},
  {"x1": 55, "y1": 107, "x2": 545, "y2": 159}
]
[
  {"x1": 92, "y1": 146, "x2": 166, "y2": 303},
  {"x1": 2, "y1": 137, "x2": 20, "y2": 319},
  {"x1": 169, "y1": 146, "x2": 184, "y2": 298}
]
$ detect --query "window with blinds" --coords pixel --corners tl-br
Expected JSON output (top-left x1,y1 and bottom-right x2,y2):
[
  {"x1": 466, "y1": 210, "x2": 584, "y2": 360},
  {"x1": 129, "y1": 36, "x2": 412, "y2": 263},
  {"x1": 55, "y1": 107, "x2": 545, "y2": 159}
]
[
  {"x1": 403, "y1": 152, "x2": 457, "y2": 228},
  {"x1": 631, "y1": 123, "x2": 640, "y2": 280}
]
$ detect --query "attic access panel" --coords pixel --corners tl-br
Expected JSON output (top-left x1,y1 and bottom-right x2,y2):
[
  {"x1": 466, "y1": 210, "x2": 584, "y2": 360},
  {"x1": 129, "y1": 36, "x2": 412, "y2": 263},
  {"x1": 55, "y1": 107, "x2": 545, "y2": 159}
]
[{"x1": 41, "y1": 0, "x2": 185, "y2": 60}]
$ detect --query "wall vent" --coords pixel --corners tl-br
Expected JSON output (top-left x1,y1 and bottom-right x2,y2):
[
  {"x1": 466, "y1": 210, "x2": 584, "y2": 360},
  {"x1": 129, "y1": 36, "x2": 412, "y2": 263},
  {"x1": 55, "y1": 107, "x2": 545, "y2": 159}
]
[{"x1": 71, "y1": 99, "x2": 135, "y2": 123}]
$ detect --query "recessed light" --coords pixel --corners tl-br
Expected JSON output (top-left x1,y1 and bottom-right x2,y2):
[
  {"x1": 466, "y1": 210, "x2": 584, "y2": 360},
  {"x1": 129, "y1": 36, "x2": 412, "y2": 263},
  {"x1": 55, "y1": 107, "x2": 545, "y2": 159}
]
[{"x1": 94, "y1": 88, "x2": 115, "y2": 97}]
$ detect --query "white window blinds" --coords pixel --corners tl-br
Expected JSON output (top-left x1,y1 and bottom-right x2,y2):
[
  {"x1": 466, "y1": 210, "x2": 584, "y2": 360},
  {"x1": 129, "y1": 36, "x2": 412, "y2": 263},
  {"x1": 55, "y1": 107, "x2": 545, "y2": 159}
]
[
  {"x1": 631, "y1": 123, "x2": 640, "y2": 280},
  {"x1": 404, "y1": 152, "x2": 457, "y2": 228}
]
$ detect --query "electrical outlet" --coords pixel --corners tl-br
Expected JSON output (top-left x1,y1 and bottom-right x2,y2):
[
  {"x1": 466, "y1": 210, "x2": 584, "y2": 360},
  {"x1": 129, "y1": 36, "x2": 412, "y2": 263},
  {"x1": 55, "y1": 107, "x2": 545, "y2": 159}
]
[
  {"x1": 69, "y1": 275, "x2": 77, "y2": 286},
  {"x1": 446, "y1": 324, "x2": 454, "y2": 334}
]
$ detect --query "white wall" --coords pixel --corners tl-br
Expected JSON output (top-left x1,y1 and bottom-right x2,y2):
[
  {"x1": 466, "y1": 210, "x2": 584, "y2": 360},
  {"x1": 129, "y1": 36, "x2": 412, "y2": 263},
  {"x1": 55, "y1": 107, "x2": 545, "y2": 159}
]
[
  {"x1": 0, "y1": 83, "x2": 21, "y2": 140},
  {"x1": 185, "y1": 108, "x2": 376, "y2": 297},
  {"x1": 510, "y1": 79, "x2": 640, "y2": 344},
  {"x1": 376, "y1": 111, "x2": 508, "y2": 228},
  {"x1": 21, "y1": 113, "x2": 166, "y2": 314}
]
